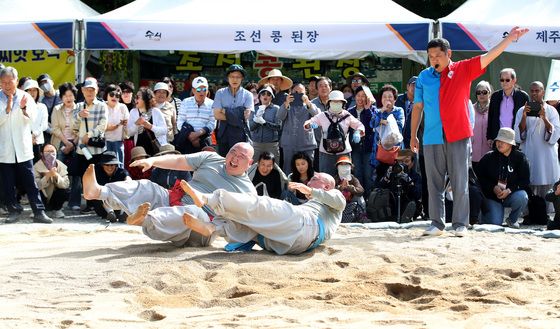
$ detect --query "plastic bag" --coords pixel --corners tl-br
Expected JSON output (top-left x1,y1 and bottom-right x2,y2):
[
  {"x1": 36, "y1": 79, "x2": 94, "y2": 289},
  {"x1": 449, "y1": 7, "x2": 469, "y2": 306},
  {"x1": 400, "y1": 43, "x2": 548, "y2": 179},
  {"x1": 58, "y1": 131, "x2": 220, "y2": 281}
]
[{"x1": 379, "y1": 114, "x2": 403, "y2": 150}]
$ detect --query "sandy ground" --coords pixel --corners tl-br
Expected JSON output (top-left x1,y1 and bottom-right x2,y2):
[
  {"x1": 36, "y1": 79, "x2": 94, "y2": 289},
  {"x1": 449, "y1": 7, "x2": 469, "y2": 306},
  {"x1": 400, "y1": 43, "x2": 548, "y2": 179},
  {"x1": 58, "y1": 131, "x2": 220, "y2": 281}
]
[{"x1": 1, "y1": 211, "x2": 560, "y2": 329}]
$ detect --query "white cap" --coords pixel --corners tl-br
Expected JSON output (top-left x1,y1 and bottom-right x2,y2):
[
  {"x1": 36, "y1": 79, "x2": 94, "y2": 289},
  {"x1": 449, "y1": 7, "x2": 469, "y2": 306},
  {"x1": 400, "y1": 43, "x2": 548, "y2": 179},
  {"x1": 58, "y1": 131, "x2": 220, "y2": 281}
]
[
  {"x1": 328, "y1": 90, "x2": 347, "y2": 103},
  {"x1": 153, "y1": 82, "x2": 170, "y2": 93},
  {"x1": 258, "y1": 85, "x2": 275, "y2": 98},
  {"x1": 22, "y1": 79, "x2": 39, "y2": 91},
  {"x1": 192, "y1": 77, "x2": 208, "y2": 89}
]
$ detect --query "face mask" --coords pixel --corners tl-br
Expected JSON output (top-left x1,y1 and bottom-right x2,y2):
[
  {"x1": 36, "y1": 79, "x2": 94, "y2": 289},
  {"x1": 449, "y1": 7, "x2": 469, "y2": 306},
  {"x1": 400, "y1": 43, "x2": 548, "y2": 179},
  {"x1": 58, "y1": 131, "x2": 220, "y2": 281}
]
[
  {"x1": 43, "y1": 152, "x2": 57, "y2": 170},
  {"x1": 337, "y1": 164, "x2": 352, "y2": 181},
  {"x1": 40, "y1": 80, "x2": 53, "y2": 93},
  {"x1": 343, "y1": 92, "x2": 353, "y2": 99},
  {"x1": 329, "y1": 102, "x2": 344, "y2": 114}
]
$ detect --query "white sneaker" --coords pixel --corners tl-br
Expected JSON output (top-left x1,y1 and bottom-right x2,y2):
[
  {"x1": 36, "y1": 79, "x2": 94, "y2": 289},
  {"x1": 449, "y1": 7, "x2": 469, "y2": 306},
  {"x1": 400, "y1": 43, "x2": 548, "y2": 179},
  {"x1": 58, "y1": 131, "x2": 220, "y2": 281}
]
[
  {"x1": 422, "y1": 225, "x2": 443, "y2": 236},
  {"x1": 506, "y1": 218, "x2": 520, "y2": 229},
  {"x1": 53, "y1": 210, "x2": 65, "y2": 218},
  {"x1": 454, "y1": 226, "x2": 467, "y2": 237}
]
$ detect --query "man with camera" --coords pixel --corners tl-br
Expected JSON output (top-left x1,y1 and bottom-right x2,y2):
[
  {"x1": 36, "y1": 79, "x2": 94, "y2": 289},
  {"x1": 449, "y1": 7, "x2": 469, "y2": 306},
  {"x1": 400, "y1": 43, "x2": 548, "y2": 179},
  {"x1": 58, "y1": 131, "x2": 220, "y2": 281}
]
[
  {"x1": 377, "y1": 149, "x2": 421, "y2": 223},
  {"x1": 514, "y1": 81, "x2": 560, "y2": 205},
  {"x1": 73, "y1": 79, "x2": 108, "y2": 172}
]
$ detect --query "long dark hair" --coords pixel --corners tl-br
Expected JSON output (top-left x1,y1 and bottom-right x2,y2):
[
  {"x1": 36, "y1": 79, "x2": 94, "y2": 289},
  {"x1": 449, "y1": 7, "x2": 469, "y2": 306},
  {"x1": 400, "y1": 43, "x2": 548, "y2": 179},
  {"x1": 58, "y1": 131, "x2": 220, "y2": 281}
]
[
  {"x1": 290, "y1": 152, "x2": 314, "y2": 183},
  {"x1": 136, "y1": 87, "x2": 155, "y2": 110}
]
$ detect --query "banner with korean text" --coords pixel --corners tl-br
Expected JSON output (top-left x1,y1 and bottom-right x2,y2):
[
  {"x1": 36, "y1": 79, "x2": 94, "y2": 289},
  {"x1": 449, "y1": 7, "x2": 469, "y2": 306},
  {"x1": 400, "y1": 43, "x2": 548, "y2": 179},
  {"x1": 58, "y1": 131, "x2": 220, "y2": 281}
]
[
  {"x1": 0, "y1": 50, "x2": 76, "y2": 85},
  {"x1": 545, "y1": 60, "x2": 560, "y2": 101}
]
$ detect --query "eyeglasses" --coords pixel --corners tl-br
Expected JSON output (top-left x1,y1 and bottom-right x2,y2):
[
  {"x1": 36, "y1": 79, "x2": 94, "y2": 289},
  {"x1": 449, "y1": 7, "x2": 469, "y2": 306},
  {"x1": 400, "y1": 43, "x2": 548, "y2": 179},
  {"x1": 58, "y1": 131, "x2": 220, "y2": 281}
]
[
  {"x1": 351, "y1": 79, "x2": 362, "y2": 83},
  {"x1": 195, "y1": 87, "x2": 207, "y2": 92},
  {"x1": 108, "y1": 91, "x2": 121, "y2": 98},
  {"x1": 500, "y1": 79, "x2": 511, "y2": 83},
  {"x1": 260, "y1": 92, "x2": 272, "y2": 97},
  {"x1": 476, "y1": 90, "x2": 489, "y2": 95}
]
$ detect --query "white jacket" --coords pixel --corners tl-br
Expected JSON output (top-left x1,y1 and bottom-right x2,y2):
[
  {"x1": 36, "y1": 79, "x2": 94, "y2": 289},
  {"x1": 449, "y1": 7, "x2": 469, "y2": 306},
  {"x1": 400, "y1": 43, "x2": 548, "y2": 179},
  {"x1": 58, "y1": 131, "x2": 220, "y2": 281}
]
[
  {"x1": 127, "y1": 107, "x2": 168, "y2": 147},
  {"x1": 0, "y1": 89, "x2": 37, "y2": 163},
  {"x1": 31, "y1": 102, "x2": 49, "y2": 145}
]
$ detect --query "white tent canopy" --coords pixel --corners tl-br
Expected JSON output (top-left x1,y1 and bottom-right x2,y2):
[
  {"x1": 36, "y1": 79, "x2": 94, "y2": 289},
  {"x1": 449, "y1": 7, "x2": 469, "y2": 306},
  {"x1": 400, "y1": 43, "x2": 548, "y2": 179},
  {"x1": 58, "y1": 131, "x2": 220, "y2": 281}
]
[
  {"x1": 85, "y1": 0, "x2": 433, "y2": 62},
  {"x1": 0, "y1": 0, "x2": 98, "y2": 50},
  {"x1": 439, "y1": 0, "x2": 560, "y2": 57}
]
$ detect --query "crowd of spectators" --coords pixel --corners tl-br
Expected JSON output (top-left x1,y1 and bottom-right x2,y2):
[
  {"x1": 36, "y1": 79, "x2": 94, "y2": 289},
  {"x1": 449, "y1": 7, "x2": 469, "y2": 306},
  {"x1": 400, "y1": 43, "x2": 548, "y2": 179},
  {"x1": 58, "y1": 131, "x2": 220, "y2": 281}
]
[{"x1": 1, "y1": 53, "x2": 559, "y2": 230}]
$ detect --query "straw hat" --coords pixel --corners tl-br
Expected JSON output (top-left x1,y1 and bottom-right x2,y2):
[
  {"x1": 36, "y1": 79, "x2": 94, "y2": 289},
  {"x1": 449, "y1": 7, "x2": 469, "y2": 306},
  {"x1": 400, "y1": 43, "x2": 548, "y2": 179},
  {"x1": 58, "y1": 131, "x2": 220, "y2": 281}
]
[
  {"x1": 154, "y1": 144, "x2": 181, "y2": 156},
  {"x1": 257, "y1": 69, "x2": 293, "y2": 91},
  {"x1": 130, "y1": 146, "x2": 149, "y2": 161}
]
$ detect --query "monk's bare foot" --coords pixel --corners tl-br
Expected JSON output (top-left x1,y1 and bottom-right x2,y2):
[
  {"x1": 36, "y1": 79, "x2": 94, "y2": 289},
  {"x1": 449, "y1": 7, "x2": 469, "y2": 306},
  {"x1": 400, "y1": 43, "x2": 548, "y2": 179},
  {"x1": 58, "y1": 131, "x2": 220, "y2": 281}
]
[
  {"x1": 83, "y1": 164, "x2": 102, "y2": 200},
  {"x1": 180, "y1": 180, "x2": 207, "y2": 208},
  {"x1": 127, "y1": 202, "x2": 150, "y2": 226},
  {"x1": 182, "y1": 212, "x2": 215, "y2": 237}
]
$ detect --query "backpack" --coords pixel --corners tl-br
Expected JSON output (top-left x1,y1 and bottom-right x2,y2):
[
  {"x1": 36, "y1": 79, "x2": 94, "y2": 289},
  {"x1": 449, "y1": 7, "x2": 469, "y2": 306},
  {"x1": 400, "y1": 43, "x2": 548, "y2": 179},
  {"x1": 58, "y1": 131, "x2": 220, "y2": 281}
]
[
  {"x1": 524, "y1": 193, "x2": 549, "y2": 225},
  {"x1": 323, "y1": 113, "x2": 350, "y2": 154},
  {"x1": 366, "y1": 188, "x2": 393, "y2": 222},
  {"x1": 341, "y1": 201, "x2": 366, "y2": 223}
]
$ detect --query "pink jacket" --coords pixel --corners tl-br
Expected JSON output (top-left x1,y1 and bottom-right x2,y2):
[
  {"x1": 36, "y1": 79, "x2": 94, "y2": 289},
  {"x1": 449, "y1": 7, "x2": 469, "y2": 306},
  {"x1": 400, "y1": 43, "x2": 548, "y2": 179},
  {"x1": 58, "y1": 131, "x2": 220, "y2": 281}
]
[
  {"x1": 472, "y1": 109, "x2": 491, "y2": 162},
  {"x1": 308, "y1": 110, "x2": 365, "y2": 154}
]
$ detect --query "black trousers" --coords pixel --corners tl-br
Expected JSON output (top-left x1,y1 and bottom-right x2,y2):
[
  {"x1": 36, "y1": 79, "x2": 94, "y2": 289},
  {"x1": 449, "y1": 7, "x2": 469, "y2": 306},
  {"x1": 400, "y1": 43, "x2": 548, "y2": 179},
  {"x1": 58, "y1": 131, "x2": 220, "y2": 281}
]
[
  {"x1": 40, "y1": 188, "x2": 69, "y2": 211},
  {"x1": 0, "y1": 160, "x2": 45, "y2": 214},
  {"x1": 90, "y1": 199, "x2": 121, "y2": 219}
]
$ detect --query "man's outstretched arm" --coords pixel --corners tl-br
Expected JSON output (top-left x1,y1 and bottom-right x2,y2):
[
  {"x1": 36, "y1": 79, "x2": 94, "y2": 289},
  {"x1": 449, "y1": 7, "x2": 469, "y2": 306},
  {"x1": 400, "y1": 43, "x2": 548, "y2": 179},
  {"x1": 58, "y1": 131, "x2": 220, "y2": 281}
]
[
  {"x1": 480, "y1": 26, "x2": 529, "y2": 69},
  {"x1": 131, "y1": 154, "x2": 191, "y2": 172}
]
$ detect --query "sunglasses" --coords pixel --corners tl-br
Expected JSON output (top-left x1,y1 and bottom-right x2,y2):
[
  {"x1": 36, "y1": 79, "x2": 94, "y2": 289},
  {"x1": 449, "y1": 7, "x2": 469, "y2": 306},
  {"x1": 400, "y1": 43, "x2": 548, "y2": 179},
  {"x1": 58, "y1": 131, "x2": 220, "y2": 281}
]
[
  {"x1": 108, "y1": 91, "x2": 121, "y2": 98},
  {"x1": 195, "y1": 87, "x2": 207, "y2": 92},
  {"x1": 500, "y1": 79, "x2": 511, "y2": 83},
  {"x1": 260, "y1": 92, "x2": 273, "y2": 97},
  {"x1": 476, "y1": 90, "x2": 489, "y2": 95},
  {"x1": 351, "y1": 79, "x2": 362, "y2": 83}
]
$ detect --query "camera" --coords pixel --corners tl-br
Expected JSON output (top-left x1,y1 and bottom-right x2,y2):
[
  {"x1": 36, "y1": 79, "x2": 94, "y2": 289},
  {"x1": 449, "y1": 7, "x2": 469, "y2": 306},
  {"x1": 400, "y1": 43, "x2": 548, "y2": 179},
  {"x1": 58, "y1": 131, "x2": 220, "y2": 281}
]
[
  {"x1": 387, "y1": 162, "x2": 410, "y2": 187},
  {"x1": 382, "y1": 161, "x2": 414, "y2": 223},
  {"x1": 526, "y1": 101, "x2": 541, "y2": 117}
]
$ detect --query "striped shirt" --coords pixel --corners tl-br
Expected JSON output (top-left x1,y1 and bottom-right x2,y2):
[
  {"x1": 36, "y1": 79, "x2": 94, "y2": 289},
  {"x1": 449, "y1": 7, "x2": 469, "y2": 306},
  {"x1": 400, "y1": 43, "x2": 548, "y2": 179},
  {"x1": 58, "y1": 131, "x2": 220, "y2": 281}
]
[
  {"x1": 177, "y1": 96, "x2": 215, "y2": 133},
  {"x1": 73, "y1": 99, "x2": 108, "y2": 155}
]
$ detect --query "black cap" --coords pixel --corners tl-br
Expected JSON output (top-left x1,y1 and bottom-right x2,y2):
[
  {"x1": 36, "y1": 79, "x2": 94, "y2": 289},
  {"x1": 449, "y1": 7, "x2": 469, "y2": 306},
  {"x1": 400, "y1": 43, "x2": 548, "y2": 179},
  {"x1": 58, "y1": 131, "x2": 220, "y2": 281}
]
[
  {"x1": 226, "y1": 64, "x2": 246, "y2": 78},
  {"x1": 98, "y1": 151, "x2": 120, "y2": 165},
  {"x1": 37, "y1": 73, "x2": 52, "y2": 82}
]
